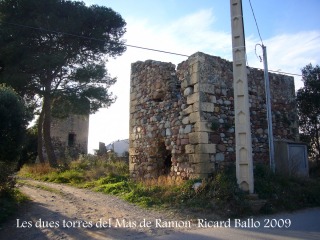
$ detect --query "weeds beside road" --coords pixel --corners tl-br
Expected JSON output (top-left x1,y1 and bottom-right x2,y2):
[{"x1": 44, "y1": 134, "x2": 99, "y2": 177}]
[
  {"x1": 17, "y1": 155, "x2": 320, "y2": 218},
  {"x1": 1, "y1": 154, "x2": 320, "y2": 239}
]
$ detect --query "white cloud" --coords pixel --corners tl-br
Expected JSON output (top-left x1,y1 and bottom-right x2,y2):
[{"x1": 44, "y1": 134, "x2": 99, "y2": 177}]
[
  {"x1": 170, "y1": 9, "x2": 216, "y2": 31},
  {"x1": 266, "y1": 31, "x2": 320, "y2": 70},
  {"x1": 246, "y1": 31, "x2": 320, "y2": 90}
]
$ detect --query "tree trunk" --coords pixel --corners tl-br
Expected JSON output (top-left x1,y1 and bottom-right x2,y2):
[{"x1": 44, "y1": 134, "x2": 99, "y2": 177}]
[
  {"x1": 37, "y1": 108, "x2": 45, "y2": 164},
  {"x1": 315, "y1": 123, "x2": 320, "y2": 162},
  {"x1": 42, "y1": 91, "x2": 58, "y2": 168}
]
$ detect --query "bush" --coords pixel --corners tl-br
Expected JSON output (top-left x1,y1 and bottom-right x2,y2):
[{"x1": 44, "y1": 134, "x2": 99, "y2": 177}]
[
  {"x1": 0, "y1": 85, "x2": 30, "y2": 164},
  {"x1": 0, "y1": 84, "x2": 30, "y2": 202},
  {"x1": 254, "y1": 164, "x2": 320, "y2": 213},
  {"x1": 0, "y1": 162, "x2": 16, "y2": 195},
  {"x1": 179, "y1": 166, "x2": 250, "y2": 216}
]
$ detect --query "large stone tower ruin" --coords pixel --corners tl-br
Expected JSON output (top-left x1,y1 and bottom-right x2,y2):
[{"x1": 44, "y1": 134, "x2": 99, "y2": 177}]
[{"x1": 129, "y1": 52, "x2": 299, "y2": 180}]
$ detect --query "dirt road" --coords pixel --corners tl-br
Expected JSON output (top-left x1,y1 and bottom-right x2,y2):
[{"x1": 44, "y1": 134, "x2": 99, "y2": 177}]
[
  {"x1": 3, "y1": 180, "x2": 318, "y2": 240},
  {"x1": 155, "y1": 208, "x2": 320, "y2": 240},
  {"x1": 0, "y1": 179, "x2": 193, "y2": 240}
]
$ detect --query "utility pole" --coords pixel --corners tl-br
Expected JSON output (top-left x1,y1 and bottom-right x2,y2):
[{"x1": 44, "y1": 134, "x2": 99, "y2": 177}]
[
  {"x1": 261, "y1": 45, "x2": 275, "y2": 173},
  {"x1": 230, "y1": 0, "x2": 254, "y2": 193}
]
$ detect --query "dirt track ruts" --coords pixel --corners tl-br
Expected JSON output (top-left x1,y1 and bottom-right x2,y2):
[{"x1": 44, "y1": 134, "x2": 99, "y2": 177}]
[{"x1": 0, "y1": 179, "x2": 194, "y2": 240}]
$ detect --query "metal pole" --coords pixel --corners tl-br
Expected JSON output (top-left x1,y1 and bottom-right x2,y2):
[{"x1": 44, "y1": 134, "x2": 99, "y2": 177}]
[{"x1": 262, "y1": 45, "x2": 275, "y2": 173}]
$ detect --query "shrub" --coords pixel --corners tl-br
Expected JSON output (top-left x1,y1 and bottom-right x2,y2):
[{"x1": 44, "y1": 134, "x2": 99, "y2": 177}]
[{"x1": 254, "y1": 164, "x2": 320, "y2": 213}]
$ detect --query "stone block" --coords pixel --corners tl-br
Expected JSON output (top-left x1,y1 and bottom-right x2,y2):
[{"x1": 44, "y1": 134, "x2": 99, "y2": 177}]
[
  {"x1": 189, "y1": 132, "x2": 208, "y2": 144},
  {"x1": 185, "y1": 144, "x2": 195, "y2": 153},
  {"x1": 187, "y1": 92, "x2": 200, "y2": 105},
  {"x1": 189, "y1": 54, "x2": 205, "y2": 66},
  {"x1": 183, "y1": 87, "x2": 194, "y2": 96},
  {"x1": 152, "y1": 90, "x2": 165, "y2": 101},
  {"x1": 194, "y1": 83, "x2": 215, "y2": 93},
  {"x1": 202, "y1": 102, "x2": 215, "y2": 112},
  {"x1": 182, "y1": 117, "x2": 189, "y2": 125},
  {"x1": 166, "y1": 128, "x2": 172, "y2": 136},
  {"x1": 130, "y1": 93, "x2": 137, "y2": 101},
  {"x1": 210, "y1": 96, "x2": 217, "y2": 103},
  {"x1": 190, "y1": 62, "x2": 200, "y2": 73},
  {"x1": 217, "y1": 144, "x2": 227, "y2": 152},
  {"x1": 189, "y1": 112, "x2": 201, "y2": 123},
  {"x1": 181, "y1": 138, "x2": 189, "y2": 145},
  {"x1": 189, "y1": 154, "x2": 210, "y2": 163},
  {"x1": 129, "y1": 147, "x2": 139, "y2": 155},
  {"x1": 181, "y1": 78, "x2": 191, "y2": 89},
  {"x1": 194, "y1": 121, "x2": 213, "y2": 132},
  {"x1": 192, "y1": 162, "x2": 213, "y2": 174},
  {"x1": 182, "y1": 105, "x2": 193, "y2": 115},
  {"x1": 194, "y1": 144, "x2": 216, "y2": 154},
  {"x1": 193, "y1": 102, "x2": 214, "y2": 112},
  {"x1": 183, "y1": 125, "x2": 192, "y2": 134},
  {"x1": 129, "y1": 163, "x2": 137, "y2": 171},
  {"x1": 215, "y1": 153, "x2": 225, "y2": 161},
  {"x1": 190, "y1": 71, "x2": 199, "y2": 85},
  {"x1": 129, "y1": 133, "x2": 136, "y2": 141},
  {"x1": 193, "y1": 83, "x2": 199, "y2": 92},
  {"x1": 130, "y1": 99, "x2": 138, "y2": 107},
  {"x1": 130, "y1": 108, "x2": 136, "y2": 115}
]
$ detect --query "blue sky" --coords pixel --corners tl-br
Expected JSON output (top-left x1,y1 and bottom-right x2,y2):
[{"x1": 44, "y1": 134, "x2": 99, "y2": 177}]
[{"x1": 82, "y1": 0, "x2": 320, "y2": 153}]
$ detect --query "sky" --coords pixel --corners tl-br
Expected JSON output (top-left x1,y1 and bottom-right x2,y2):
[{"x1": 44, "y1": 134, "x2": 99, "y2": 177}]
[{"x1": 82, "y1": 0, "x2": 320, "y2": 153}]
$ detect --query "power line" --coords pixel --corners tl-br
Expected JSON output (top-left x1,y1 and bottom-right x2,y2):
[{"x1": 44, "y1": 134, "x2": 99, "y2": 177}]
[
  {"x1": 0, "y1": 20, "x2": 189, "y2": 57},
  {"x1": 125, "y1": 44, "x2": 189, "y2": 57},
  {"x1": 248, "y1": 0, "x2": 264, "y2": 45},
  {"x1": 0, "y1": 20, "x2": 302, "y2": 77},
  {"x1": 266, "y1": 69, "x2": 302, "y2": 77},
  {"x1": 246, "y1": 2, "x2": 303, "y2": 78}
]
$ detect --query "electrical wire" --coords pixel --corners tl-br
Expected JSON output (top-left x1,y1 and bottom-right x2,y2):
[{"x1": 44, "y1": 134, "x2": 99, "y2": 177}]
[
  {"x1": 265, "y1": 70, "x2": 302, "y2": 77},
  {"x1": 246, "y1": 2, "x2": 303, "y2": 77},
  {"x1": 124, "y1": 44, "x2": 189, "y2": 57},
  {"x1": 0, "y1": 20, "x2": 189, "y2": 57},
  {"x1": 248, "y1": 0, "x2": 264, "y2": 45},
  {"x1": 0, "y1": 20, "x2": 302, "y2": 77}
]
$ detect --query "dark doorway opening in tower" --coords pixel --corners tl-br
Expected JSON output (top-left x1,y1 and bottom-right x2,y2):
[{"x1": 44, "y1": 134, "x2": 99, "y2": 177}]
[
  {"x1": 68, "y1": 132, "x2": 76, "y2": 147},
  {"x1": 158, "y1": 142, "x2": 172, "y2": 175},
  {"x1": 163, "y1": 152, "x2": 172, "y2": 175}
]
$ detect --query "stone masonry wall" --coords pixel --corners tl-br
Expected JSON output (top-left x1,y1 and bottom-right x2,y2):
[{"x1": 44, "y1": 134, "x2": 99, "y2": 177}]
[
  {"x1": 129, "y1": 52, "x2": 298, "y2": 180},
  {"x1": 51, "y1": 114, "x2": 89, "y2": 158}
]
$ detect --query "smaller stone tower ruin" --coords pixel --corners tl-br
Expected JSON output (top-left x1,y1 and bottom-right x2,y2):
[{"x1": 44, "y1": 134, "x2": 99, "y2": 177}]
[{"x1": 51, "y1": 114, "x2": 89, "y2": 157}]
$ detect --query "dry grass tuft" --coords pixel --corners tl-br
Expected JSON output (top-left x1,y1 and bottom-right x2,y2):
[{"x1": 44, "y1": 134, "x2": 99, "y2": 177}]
[
  {"x1": 140, "y1": 175, "x2": 183, "y2": 187},
  {"x1": 19, "y1": 163, "x2": 55, "y2": 178}
]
